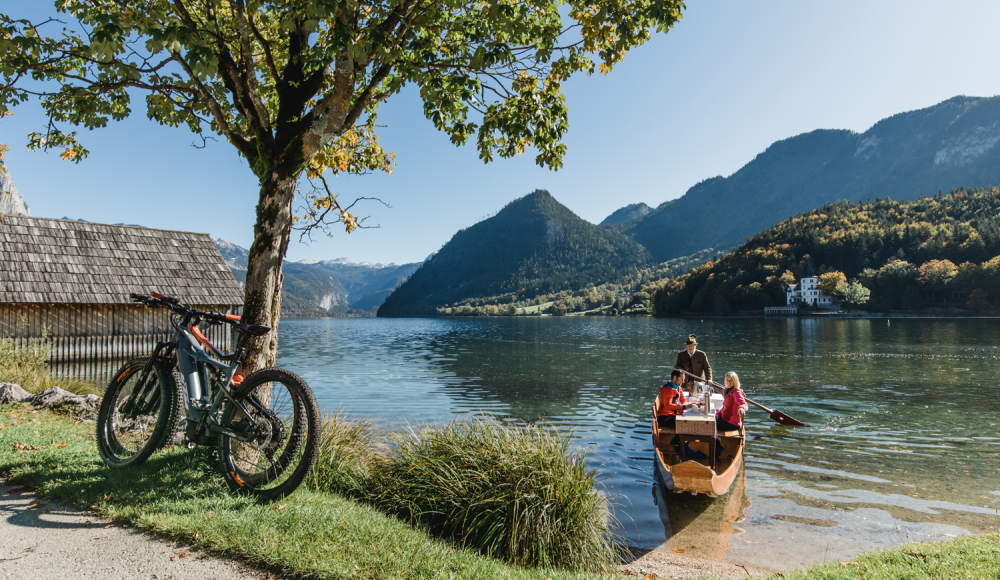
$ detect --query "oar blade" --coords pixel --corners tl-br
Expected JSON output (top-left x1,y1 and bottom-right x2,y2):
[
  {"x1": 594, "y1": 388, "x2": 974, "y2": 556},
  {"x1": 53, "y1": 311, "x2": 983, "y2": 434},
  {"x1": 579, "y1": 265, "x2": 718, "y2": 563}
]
[{"x1": 770, "y1": 409, "x2": 807, "y2": 427}]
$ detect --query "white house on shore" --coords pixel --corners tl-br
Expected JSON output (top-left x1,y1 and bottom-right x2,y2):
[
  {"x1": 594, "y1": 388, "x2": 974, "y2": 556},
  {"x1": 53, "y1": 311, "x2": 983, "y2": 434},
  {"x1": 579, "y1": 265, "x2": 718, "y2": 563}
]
[{"x1": 785, "y1": 260, "x2": 837, "y2": 309}]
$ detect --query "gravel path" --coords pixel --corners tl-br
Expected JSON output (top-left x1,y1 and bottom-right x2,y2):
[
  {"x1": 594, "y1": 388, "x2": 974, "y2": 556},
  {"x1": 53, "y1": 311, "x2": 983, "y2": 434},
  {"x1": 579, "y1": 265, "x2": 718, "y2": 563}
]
[{"x1": 0, "y1": 481, "x2": 282, "y2": 580}]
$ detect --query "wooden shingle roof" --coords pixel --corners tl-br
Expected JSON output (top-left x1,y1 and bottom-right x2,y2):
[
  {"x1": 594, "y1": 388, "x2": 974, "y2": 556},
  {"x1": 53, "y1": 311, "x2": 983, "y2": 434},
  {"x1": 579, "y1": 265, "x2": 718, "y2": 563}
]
[{"x1": 0, "y1": 216, "x2": 244, "y2": 306}]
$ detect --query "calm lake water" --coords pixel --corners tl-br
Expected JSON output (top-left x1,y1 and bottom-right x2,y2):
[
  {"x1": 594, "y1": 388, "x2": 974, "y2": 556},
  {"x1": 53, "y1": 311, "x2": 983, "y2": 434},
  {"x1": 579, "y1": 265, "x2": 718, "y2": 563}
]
[{"x1": 275, "y1": 316, "x2": 1000, "y2": 571}]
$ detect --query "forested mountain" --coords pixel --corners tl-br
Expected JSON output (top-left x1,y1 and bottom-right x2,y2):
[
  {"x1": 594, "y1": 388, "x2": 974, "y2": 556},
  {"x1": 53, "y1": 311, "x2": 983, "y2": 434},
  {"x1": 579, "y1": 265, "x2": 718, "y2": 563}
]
[
  {"x1": 651, "y1": 187, "x2": 1000, "y2": 314},
  {"x1": 378, "y1": 190, "x2": 653, "y2": 316},
  {"x1": 211, "y1": 239, "x2": 421, "y2": 317},
  {"x1": 600, "y1": 202, "x2": 652, "y2": 226},
  {"x1": 626, "y1": 96, "x2": 1000, "y2": 263}
]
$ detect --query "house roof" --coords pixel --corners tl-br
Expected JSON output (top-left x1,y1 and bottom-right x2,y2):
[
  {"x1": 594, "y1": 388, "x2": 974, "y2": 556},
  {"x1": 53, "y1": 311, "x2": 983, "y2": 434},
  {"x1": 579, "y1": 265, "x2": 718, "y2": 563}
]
[
  {"x1": 0, "y1": 216, "x2": 243, "y2": 306},
  {"x1": 802, "y1": 259, "x2": 817, "y2": 278}
]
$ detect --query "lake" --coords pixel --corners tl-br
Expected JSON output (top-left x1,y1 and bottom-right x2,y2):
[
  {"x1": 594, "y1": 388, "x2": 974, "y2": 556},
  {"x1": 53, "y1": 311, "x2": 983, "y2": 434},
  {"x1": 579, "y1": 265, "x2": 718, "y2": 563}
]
[{"x1": 276, "y1": 316, "x2": 1000, "y2": 571}]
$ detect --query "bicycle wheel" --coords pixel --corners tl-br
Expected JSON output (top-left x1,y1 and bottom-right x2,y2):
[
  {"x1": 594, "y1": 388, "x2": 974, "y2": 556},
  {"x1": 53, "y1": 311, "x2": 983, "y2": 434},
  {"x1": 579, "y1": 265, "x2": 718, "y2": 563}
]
[
  {"x1": 96, "y1": 356, "x2": 184, "y2": 468},
  {"x1": 217, "y1": 367, "x2": 320, "y2": 500}
]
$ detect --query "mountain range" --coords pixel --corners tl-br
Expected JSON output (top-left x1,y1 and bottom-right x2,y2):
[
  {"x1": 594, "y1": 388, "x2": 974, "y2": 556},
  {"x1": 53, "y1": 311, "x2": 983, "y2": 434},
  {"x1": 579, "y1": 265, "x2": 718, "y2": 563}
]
[
  {"x1": 379, "y1": 95, "x2": 1000, "y2": 316},
  {"x1": 378, "y1": 190, "x2": 653, "y2": 316},
  {"x1": 622, "y1": 95, "x2": 1000, "y2": 263},
  {"x1": 213, "y1": 239, "x2": 422, "y2": 316}
]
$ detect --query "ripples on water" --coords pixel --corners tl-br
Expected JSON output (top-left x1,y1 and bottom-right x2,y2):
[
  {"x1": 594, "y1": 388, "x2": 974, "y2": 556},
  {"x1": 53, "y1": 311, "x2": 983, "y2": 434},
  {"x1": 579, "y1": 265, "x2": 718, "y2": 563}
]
[{"x1": 276, "y1": 317, "x2": 1000, "y2": 570}]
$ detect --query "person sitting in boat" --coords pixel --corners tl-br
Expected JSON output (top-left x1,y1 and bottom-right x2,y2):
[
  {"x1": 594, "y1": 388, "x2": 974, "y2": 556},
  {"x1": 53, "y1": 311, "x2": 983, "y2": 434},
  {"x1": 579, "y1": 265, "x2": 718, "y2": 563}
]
[
  {"x1": 716, "y1": 371, "x2": 748, "y2": 433},
  {"x1": 657, "y1": 370, "x2": 699, "y2": 430}
]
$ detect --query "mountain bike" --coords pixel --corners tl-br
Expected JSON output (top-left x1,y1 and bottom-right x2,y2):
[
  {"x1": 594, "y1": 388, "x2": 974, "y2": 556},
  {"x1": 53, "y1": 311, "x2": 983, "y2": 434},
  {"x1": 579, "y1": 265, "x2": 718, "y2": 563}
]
[{"x1": 96, "y1": 292, "x2": 320, "y2": 500}]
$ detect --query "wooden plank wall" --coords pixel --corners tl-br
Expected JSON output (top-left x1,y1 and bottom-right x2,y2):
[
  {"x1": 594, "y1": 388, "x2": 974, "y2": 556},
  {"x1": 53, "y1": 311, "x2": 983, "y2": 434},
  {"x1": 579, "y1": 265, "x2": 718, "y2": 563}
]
[{"x1": 1, "y1": 303, "x2": 242, "y2": 382}]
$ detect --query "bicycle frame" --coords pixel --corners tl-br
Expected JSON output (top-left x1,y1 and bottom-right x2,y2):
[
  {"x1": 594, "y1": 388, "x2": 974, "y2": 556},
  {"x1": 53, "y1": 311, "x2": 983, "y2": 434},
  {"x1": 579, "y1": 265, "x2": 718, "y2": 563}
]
[{"x1": 133, "y1": 294, "x2": 268, "y2": 445}]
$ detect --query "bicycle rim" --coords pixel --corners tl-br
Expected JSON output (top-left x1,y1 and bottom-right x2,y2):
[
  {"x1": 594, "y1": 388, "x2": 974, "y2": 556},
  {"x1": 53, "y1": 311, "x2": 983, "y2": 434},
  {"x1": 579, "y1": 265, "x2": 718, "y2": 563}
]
[
  {"x1": 218, "y1": 368, "x2": 319, "y2": 499},
  {"x1": 97, "y1": 358, "x2": 178, "y2": 466}
]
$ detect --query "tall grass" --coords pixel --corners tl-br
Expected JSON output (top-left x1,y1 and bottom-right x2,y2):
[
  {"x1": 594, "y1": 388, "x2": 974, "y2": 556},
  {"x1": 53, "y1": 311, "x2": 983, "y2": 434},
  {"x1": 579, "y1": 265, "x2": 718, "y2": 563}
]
[
  {"x1": 305, "y1": 410, "x2": 379, "y2": 496},
  {"x1": 0, "y1": 331, "x2": 100, "y2": 396},
  {"x1": 306, "y1": 414, "x2": 622, "y2": 572}
]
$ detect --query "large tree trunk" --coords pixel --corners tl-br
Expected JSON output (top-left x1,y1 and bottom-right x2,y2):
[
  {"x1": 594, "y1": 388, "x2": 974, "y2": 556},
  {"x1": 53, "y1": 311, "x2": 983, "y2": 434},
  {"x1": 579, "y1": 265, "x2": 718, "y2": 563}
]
[{"x1": 239, "y1": 172, "x2": 299, "y2": 373}]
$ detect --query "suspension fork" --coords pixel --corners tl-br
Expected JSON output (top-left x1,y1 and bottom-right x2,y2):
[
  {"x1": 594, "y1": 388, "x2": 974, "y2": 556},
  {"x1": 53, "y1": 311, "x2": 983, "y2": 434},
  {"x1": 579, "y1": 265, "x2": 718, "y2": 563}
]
[{"x1": 120, "y1": 341, "x2": 175, "y2": 416}]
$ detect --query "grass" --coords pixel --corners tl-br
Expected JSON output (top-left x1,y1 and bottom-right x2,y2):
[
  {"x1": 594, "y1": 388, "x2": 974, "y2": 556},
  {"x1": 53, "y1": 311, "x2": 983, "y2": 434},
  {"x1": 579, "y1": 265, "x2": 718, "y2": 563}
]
[
  {"x1": 306, "y1": 413, "x2": 622, "y2": 572},
  {"x1": 0, "y1": 334, "x2": 101, "y2": 396},
  {"x1": 0, "y1": 406, "x2": 622, "y2": 580},
  {"x1": 2, "y1": 406, "x2": 997, "y2": 580},
  {"x1": 767, "y1": 532, "x2": 1000, "y2": 579}
]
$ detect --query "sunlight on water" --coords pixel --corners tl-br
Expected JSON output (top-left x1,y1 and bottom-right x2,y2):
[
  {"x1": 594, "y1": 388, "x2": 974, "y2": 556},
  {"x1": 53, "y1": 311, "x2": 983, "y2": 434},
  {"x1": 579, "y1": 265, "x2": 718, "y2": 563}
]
[{"x1": 276, "y1": 317, "x2": 1000, "y2": 570}]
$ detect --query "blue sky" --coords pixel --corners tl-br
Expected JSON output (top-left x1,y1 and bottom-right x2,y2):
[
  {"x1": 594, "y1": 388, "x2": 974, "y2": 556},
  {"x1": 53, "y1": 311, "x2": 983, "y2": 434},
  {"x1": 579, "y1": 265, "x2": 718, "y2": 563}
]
[{"x1": 4, "y1": 1, "x2": 1000, "y2": 264}]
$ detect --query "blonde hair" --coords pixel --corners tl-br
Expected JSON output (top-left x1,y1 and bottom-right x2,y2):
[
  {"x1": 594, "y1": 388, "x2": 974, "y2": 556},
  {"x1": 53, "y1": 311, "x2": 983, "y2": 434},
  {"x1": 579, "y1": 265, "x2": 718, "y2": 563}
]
[{"x1": 725, "y1": 371, "x2": 740, "y2": 390}]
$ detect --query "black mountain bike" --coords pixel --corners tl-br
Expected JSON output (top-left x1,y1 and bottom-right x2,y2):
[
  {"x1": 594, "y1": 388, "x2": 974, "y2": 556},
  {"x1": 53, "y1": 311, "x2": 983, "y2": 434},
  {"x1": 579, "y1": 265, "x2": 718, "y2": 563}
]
[{"x1": 96, "y1": 292, "x2": 320, "y2": 500}]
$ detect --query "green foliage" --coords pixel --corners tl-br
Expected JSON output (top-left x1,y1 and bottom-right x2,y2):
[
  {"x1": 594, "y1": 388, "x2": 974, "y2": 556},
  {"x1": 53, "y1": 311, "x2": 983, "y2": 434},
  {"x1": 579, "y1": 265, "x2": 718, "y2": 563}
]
[
  {"x1": 308, "y1": 413, "x2": 622, "y2": 571},
  {"x1": 0, "y1": 330, "x2": 99, "y2": 396},
  {"x1": 305, "y1": 411, "x2": 379, "y2": 496},
  {"x1": 0, "y1": 0, "x2": 686, "y2": 173},
  {"x1": 652, "y1": 187, "x2": 1000, "y2": 313},
  {"x1": 364, "y1": 418, "x2": 621, "y2": 572},
  {"x1": 839, "y1": 280, "x2": 870, "y2": 312}
]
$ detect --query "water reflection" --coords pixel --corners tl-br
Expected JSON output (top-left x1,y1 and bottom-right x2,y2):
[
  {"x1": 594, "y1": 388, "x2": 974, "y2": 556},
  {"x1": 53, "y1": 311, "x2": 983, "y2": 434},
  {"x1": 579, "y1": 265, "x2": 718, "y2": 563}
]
[{"x1": 276, "y1": 317, "x2": 1000, "y2": 568}]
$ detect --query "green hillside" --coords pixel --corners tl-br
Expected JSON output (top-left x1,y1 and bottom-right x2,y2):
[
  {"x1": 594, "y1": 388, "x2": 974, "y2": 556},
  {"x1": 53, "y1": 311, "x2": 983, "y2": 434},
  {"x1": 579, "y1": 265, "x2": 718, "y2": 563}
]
[
  {"x1": 627, "y1": 96, "x2": 1000, "y2": 263},
  {"x1": 378, "y1": 190, "x2": 653, "y2": 316},
  {"x1": 652, "y1": 187, "x2": 1000, "y2": 314}
]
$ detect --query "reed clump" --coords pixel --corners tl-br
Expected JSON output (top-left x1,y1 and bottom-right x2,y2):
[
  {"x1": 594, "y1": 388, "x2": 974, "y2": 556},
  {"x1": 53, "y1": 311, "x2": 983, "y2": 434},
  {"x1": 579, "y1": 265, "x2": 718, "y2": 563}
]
[
  {"x1": 305, "y1": 410, "x2": 379, "y2": 496},
  {"x1": 0, "y1": 332, "x2": 99, "y2": 396},
  {"x1": 307, "y1": 414, "x2": 621, "y2": 572}
]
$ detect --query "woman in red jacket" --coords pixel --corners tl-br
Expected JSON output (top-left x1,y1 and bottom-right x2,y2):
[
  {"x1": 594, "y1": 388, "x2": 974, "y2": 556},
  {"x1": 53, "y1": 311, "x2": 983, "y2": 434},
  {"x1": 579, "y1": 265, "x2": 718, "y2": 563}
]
[{"x1": 716, "y1": 371, "x2": 748, "y2": 432}]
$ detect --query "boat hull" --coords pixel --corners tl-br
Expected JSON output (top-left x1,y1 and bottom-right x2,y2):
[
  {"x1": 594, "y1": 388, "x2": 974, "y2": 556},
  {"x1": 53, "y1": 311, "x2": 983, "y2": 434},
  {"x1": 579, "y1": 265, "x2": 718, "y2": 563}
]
[{"x1": 651, "y1": 398, "x2": 744, "y2": 498}]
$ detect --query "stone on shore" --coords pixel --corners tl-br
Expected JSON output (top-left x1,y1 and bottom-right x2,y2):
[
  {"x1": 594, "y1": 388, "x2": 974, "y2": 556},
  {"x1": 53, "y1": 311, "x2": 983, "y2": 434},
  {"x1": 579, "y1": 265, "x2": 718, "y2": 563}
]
[
  {"x1": 0, "y1": 384, "x2": 100, "y2": 420},
  {"x1": 0, "y1": 382, "x2": 31, "y2": 404}
]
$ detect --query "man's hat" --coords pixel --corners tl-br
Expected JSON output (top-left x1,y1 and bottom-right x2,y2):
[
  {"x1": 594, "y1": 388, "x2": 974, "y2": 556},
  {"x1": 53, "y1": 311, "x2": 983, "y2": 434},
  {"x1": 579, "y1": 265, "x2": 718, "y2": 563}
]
[{"x1": 685, "y1": 334, "x2": 698, "y2": 346}]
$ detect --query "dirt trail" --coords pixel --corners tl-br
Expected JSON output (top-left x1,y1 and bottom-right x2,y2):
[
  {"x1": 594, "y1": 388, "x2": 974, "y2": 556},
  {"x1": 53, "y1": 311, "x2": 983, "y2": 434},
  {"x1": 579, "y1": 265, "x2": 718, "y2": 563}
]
[{"x1": 0, "y1": 482, "x2": 281, "y2": 580}]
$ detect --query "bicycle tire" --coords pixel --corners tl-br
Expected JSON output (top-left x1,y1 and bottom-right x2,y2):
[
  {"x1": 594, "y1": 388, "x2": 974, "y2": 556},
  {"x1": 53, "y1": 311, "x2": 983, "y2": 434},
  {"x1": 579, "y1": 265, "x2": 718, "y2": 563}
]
[
  {"x1": 216, "y1": 367, "x2": 320, "y2": 500},
  {"x1": 96, "y1": 356, "x2": 185, "y2": 468}
]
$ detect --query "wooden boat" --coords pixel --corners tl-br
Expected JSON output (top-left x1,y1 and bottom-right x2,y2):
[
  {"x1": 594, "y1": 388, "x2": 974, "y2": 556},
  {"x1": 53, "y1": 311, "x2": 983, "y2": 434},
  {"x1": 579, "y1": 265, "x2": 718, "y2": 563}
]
[{"x1": 651, "y1": 395, "x2": 744, "y2": 498}]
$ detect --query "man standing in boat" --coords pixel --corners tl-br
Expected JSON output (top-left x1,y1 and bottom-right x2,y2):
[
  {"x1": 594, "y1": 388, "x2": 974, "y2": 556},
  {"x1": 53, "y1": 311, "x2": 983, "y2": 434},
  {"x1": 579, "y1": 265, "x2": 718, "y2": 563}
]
[{"x1": 675, "y1": 334, "x2": 712, "y2": 388}]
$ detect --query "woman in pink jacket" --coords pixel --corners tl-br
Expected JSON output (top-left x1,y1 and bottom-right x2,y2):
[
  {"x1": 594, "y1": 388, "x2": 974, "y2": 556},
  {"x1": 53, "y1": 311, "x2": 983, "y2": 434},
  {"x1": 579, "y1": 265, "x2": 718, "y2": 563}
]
[{"x1": 716, "y1": 371, "x2": 748, "y2": 432}]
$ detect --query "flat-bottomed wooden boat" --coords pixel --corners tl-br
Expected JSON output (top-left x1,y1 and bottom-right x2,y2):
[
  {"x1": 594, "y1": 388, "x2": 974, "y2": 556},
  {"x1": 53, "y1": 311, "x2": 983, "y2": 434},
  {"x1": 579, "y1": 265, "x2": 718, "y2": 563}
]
[{"x1": 651, "y1": 395, "x2": 744, "y2": 498}]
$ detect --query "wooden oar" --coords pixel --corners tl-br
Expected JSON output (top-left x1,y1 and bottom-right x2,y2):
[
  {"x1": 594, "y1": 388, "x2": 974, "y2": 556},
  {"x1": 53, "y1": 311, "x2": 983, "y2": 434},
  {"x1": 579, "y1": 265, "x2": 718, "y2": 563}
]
[{"x1": 678, "y1": 370, "x2": 808, "y2": 427}]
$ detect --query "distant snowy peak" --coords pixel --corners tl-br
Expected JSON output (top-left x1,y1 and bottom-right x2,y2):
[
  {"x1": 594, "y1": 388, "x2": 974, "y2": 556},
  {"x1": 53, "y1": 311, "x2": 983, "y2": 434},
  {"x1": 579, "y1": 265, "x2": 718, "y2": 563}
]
[
  {"x1": 211, "y1": 239, "x2": 400, "y2": 271},
  {"x1": 0, "y1": 159, "x2": 31, "y2": 217},
  {"x1": 212, "y1": 238, "x2": 249, "y2": 271}
]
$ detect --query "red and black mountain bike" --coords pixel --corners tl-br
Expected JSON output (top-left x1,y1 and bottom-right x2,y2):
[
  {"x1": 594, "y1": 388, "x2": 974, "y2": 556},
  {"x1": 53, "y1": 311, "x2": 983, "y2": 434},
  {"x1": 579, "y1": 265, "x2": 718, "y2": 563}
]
[{"x1": 95, "y1": 292, "x2": 320, "y2": 500}]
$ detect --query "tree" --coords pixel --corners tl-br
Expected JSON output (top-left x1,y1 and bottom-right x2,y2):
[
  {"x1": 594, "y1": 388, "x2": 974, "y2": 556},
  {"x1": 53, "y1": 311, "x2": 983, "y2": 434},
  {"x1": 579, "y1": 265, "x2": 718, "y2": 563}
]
[
  {"x1": 877, "y1": 259, "x2": 917, "y2": 309},
  {"x1": 837, "y1": 279, "x2": 870, "y2": 312},
  {"x1": 780, "y1": 270, "x2": 797, "y2": 286},
  {"x1": 901, "y1": 285, "x2": 922, "y2": 310},
  {"x1": 819, "y1": 271, "x2": 846, "y2": 297},
  {"x1": 0, "y1": 0, "x2": 685, "y2": 370},
  {"x1": 917, "y1": 259, "x2": 958, "y2": 303},
  {"x1": 967, "y1": 288, "x2": 991, "y2": 312}
]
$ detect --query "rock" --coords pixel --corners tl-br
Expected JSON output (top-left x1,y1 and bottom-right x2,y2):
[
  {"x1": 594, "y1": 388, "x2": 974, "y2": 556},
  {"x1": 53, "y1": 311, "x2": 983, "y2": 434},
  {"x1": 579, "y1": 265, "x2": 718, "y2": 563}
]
[
  {"x1": 23, "y1": 387, "x2": 101, "y2": 420},
  {"x1": 0, "y1": 383, "x2": 31, "y2": 404}
]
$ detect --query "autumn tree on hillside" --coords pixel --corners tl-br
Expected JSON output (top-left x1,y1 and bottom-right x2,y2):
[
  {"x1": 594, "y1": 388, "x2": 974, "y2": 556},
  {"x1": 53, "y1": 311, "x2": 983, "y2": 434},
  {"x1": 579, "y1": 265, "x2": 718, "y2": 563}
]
[
  {"x1": 0, "y1": 0, "x2": 686, "y2": 369},
  {"x1": 818, "y1": 271, "x2": 846, "y2": 297},
  {"x1": 917, "y1": 259, "x2": 958, "y2": 303}
]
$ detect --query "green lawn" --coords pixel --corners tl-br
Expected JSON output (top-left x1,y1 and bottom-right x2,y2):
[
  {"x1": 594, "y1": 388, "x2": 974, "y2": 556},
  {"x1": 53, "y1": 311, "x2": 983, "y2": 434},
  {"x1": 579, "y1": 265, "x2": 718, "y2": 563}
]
[
  {"x1": 0, "y1": 405, "x2": 617, "y2": 580},
  {"x1": 1, "y1": 405, "x2": 996, "y2": 580}
]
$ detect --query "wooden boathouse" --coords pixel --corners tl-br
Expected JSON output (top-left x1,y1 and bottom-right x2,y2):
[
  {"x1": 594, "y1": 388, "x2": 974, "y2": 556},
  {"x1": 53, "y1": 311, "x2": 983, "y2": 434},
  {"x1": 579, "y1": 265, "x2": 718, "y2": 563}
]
[{"x1": 0, "y1": 216, "x2": 244, "y2": 380}]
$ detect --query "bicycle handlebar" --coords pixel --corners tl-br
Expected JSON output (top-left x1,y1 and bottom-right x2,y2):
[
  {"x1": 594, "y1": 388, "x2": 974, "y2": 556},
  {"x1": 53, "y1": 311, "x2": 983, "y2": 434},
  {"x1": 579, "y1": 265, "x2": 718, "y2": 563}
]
[{"x1": 130, "y1": 292, "x2": 259, "y2": 330}]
